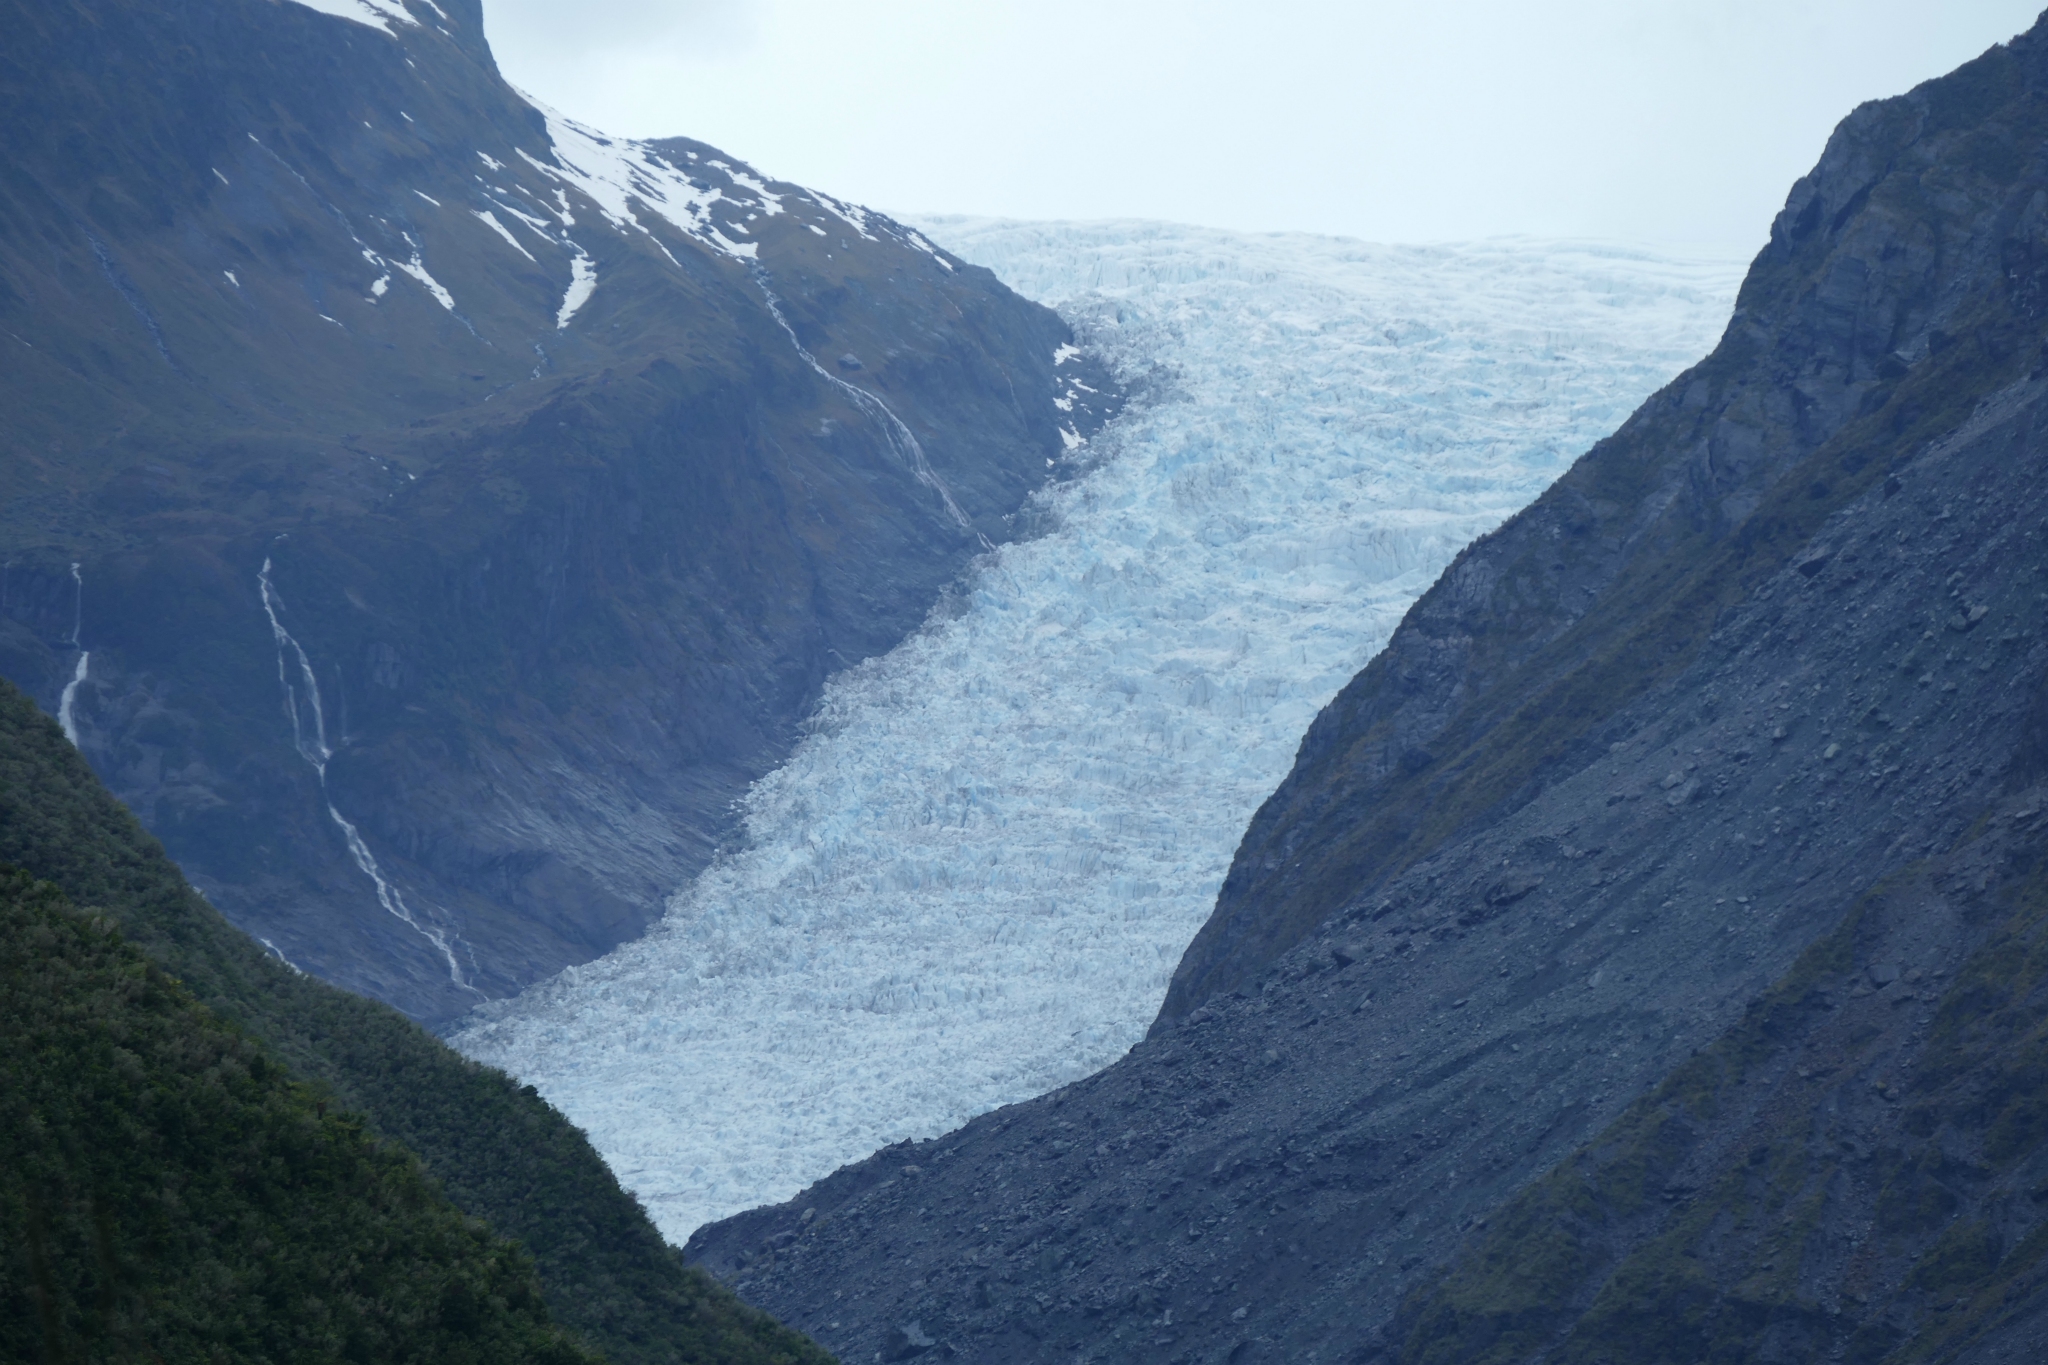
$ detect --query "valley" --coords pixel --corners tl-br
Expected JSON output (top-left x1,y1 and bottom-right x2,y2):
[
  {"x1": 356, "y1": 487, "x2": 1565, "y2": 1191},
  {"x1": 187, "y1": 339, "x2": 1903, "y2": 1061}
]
[
  {"x1": 8, "y1": 2, "x2": 2048, "y2": 1363},
  {"x1": 685, "y1": 20, "x2": 2048, "y2": 1363},
  {"x1": 454, "y1": 223, "x2": 1744, "y2": 1241}
]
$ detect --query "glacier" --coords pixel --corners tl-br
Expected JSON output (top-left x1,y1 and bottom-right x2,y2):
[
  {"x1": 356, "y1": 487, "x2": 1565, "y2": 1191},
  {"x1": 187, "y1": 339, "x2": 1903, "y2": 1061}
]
[{"x1": 451, "y1": 220, "x2": 1746, "y2": 1242}]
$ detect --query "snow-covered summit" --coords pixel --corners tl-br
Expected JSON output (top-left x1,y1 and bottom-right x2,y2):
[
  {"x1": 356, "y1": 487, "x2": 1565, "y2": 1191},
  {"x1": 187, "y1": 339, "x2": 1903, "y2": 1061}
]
[
  {"x1": 450, "y1": 220, "x2": 1747, "y2": 1242},
  {"x1": 266, "y1": 0, "x2": 957, "y2": 330}
]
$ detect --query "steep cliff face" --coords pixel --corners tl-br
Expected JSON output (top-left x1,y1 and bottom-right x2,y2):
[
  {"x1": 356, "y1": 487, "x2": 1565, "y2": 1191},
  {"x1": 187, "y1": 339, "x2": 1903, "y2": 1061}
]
[
  {"x1": 685, "y1": 18, "x2": 2048, "y2": 1364},
  {"x1": 0, "y1": 0, "x2": 1113, "y2": 1023}
]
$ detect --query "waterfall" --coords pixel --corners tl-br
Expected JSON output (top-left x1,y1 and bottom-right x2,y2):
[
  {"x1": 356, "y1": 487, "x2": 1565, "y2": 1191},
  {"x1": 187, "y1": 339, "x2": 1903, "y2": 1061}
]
[
  {"x1": 258, "y1": 555, "x2": 481, "y2": 994},
  {"x1": 258, "y1": 557, "x2": 332, "y2": 774},
  {"x1": 750, "y1": 266, "x2": 979, "y2": 538},
  {"x1": 57, "y1": 563, "x2": 88, "y2": 747},
  {"x1": 57, "y1": 652, "x2": 89, "y2": 747}
]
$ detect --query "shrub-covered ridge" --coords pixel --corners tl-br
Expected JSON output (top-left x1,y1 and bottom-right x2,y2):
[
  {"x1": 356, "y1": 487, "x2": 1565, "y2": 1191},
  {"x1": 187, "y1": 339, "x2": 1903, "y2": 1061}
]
[
  {"x1": 0, "y1": 675, "x2": 834, "y2": 1365},
  {"x1": 1, "y1": 867, "x2": 597, "y2": 1364}
]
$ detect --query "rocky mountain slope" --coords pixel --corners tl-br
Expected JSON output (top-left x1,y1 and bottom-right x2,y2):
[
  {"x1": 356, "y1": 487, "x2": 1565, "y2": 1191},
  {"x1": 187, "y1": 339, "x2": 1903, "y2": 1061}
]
[
  {"x1": 0, "y1": 0, "x2": 1111, "y2": 1024},
  {"x1": 686, "y1": 15, "x2": 2048, "y2": 1364},
  {"x1": 0, "y1": 674, "x2": 832, "y2": 1365}
]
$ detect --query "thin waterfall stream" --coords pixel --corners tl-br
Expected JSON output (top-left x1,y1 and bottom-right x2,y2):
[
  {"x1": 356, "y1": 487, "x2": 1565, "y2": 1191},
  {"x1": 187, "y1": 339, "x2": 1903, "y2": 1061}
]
[
  {"x1": 56, "y1": 562, "x2": 88, "y2": 747},
  {"x1": 258, "y1": 554, "x2": 481, "y2": 993}
]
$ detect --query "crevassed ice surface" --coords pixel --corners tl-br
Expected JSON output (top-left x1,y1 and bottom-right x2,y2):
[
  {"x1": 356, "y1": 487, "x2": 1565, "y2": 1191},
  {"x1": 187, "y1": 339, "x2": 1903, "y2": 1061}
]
[{"x1": 452, "y1": 219, "x2": 1747, "y2": 1242}]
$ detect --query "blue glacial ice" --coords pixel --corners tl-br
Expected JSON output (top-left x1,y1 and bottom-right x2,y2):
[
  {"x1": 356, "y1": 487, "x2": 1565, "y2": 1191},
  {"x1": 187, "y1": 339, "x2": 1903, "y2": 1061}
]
[{"x1": 451, "y1": 220, "x2": 1747, "y2": 1242}]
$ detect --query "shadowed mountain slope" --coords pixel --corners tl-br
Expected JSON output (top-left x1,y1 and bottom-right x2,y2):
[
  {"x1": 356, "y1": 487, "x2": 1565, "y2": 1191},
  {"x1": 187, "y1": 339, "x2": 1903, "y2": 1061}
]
[
  {"x1": 0, "y1": 676, "x2": 833, "y2": 1365},
  {"x1": 2, "y1": 867, "x2": 599, "y2": 1365},
  {"x1": 0, "y1": 0, "x2": 1113, "y2": 1024},
  {"x1": 684, "y1": 16, "x2": 2048, "y2": 1364}
]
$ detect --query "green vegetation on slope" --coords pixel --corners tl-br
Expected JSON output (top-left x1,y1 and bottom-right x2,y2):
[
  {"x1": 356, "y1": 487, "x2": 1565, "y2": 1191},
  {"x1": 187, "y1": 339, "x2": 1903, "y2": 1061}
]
[
  {"x1": 1, "y1": 868, "x2": 597, "y2": 1365},
  {"x1": 0, "y1": 676, "x2": 834, "y2": 1365},
  {"x1": 1390, "y1": 823, "x2": 2048, "y2": 1365}
]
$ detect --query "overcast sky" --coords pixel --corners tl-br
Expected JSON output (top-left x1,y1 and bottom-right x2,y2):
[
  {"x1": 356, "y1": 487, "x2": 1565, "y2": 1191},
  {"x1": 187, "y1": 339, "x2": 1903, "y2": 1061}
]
[{"x1": 480, "y1": 1, "x2": 2045, "y2": 251}]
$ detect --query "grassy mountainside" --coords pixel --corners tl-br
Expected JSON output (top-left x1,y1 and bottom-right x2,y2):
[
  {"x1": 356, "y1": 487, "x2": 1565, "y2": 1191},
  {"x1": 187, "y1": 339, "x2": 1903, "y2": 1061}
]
[
  {"x1": 2, "y1": 868, "x2": 597, "y2": 1365},
  {"x1": 0, "y1": 676, "x2": 832, "y2": 1365}
]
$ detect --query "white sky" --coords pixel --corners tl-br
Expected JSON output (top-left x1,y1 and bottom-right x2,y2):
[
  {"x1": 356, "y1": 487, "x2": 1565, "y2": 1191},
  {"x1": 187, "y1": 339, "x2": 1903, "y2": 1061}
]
[{"x1": 481, "y1": 1, "x2": 2045, "y2": 252}]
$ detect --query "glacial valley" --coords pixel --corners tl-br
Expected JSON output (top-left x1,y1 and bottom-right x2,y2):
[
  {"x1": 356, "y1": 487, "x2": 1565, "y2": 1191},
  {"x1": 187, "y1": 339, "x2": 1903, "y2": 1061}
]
[{"x1": 454, "y1": 223, "x2": 1744, "y2": 1239}]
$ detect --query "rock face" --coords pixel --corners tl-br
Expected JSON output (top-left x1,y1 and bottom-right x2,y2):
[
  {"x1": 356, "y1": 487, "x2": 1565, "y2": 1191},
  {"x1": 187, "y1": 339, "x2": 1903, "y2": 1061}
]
[
  {"x1": 0, "y1": 0, "x2": 1112, "y2": 1023},
  {"x1": 686, "y1": 18, "x2": 2048, "y2": 1364}
]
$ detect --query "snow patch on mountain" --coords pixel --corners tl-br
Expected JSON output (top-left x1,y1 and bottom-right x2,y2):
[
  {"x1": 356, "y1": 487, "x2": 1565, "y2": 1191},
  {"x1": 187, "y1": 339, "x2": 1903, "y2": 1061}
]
[
  {"x1": 393, "y1": 241, "x2": 454, "y2": 310},
  {"x1": 452, "y1": 221, "x2": 1746, "y2": 1242},
  {"x1": 283, "y1": 0, "x2": 419, "y2": 36},
  {"x1": 474, "y1": 210, "x2": 536, "y2": 262},
  {"x1": 556, "y1": 250, "x2": 597, "y2": 329},
  {"x1": 514, "y1": 99, "x2": 768, "y2": 262}
]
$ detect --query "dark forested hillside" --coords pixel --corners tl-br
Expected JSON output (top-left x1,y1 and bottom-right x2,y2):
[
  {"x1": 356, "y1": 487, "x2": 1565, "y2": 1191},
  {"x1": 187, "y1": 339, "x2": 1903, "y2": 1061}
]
[
  {"x1": 684, "y1": 15, "x2": 2048, "y2": 1365},
  {"x1": 0, "y1": 677, "x2": 832, "y2": 1365},
  {"x1": 1, "y1": 869, "x2": 597, "y2": 1365},
  {"x1": 0, "y1": 0, "x2": 1114, "y2": 1025}
]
